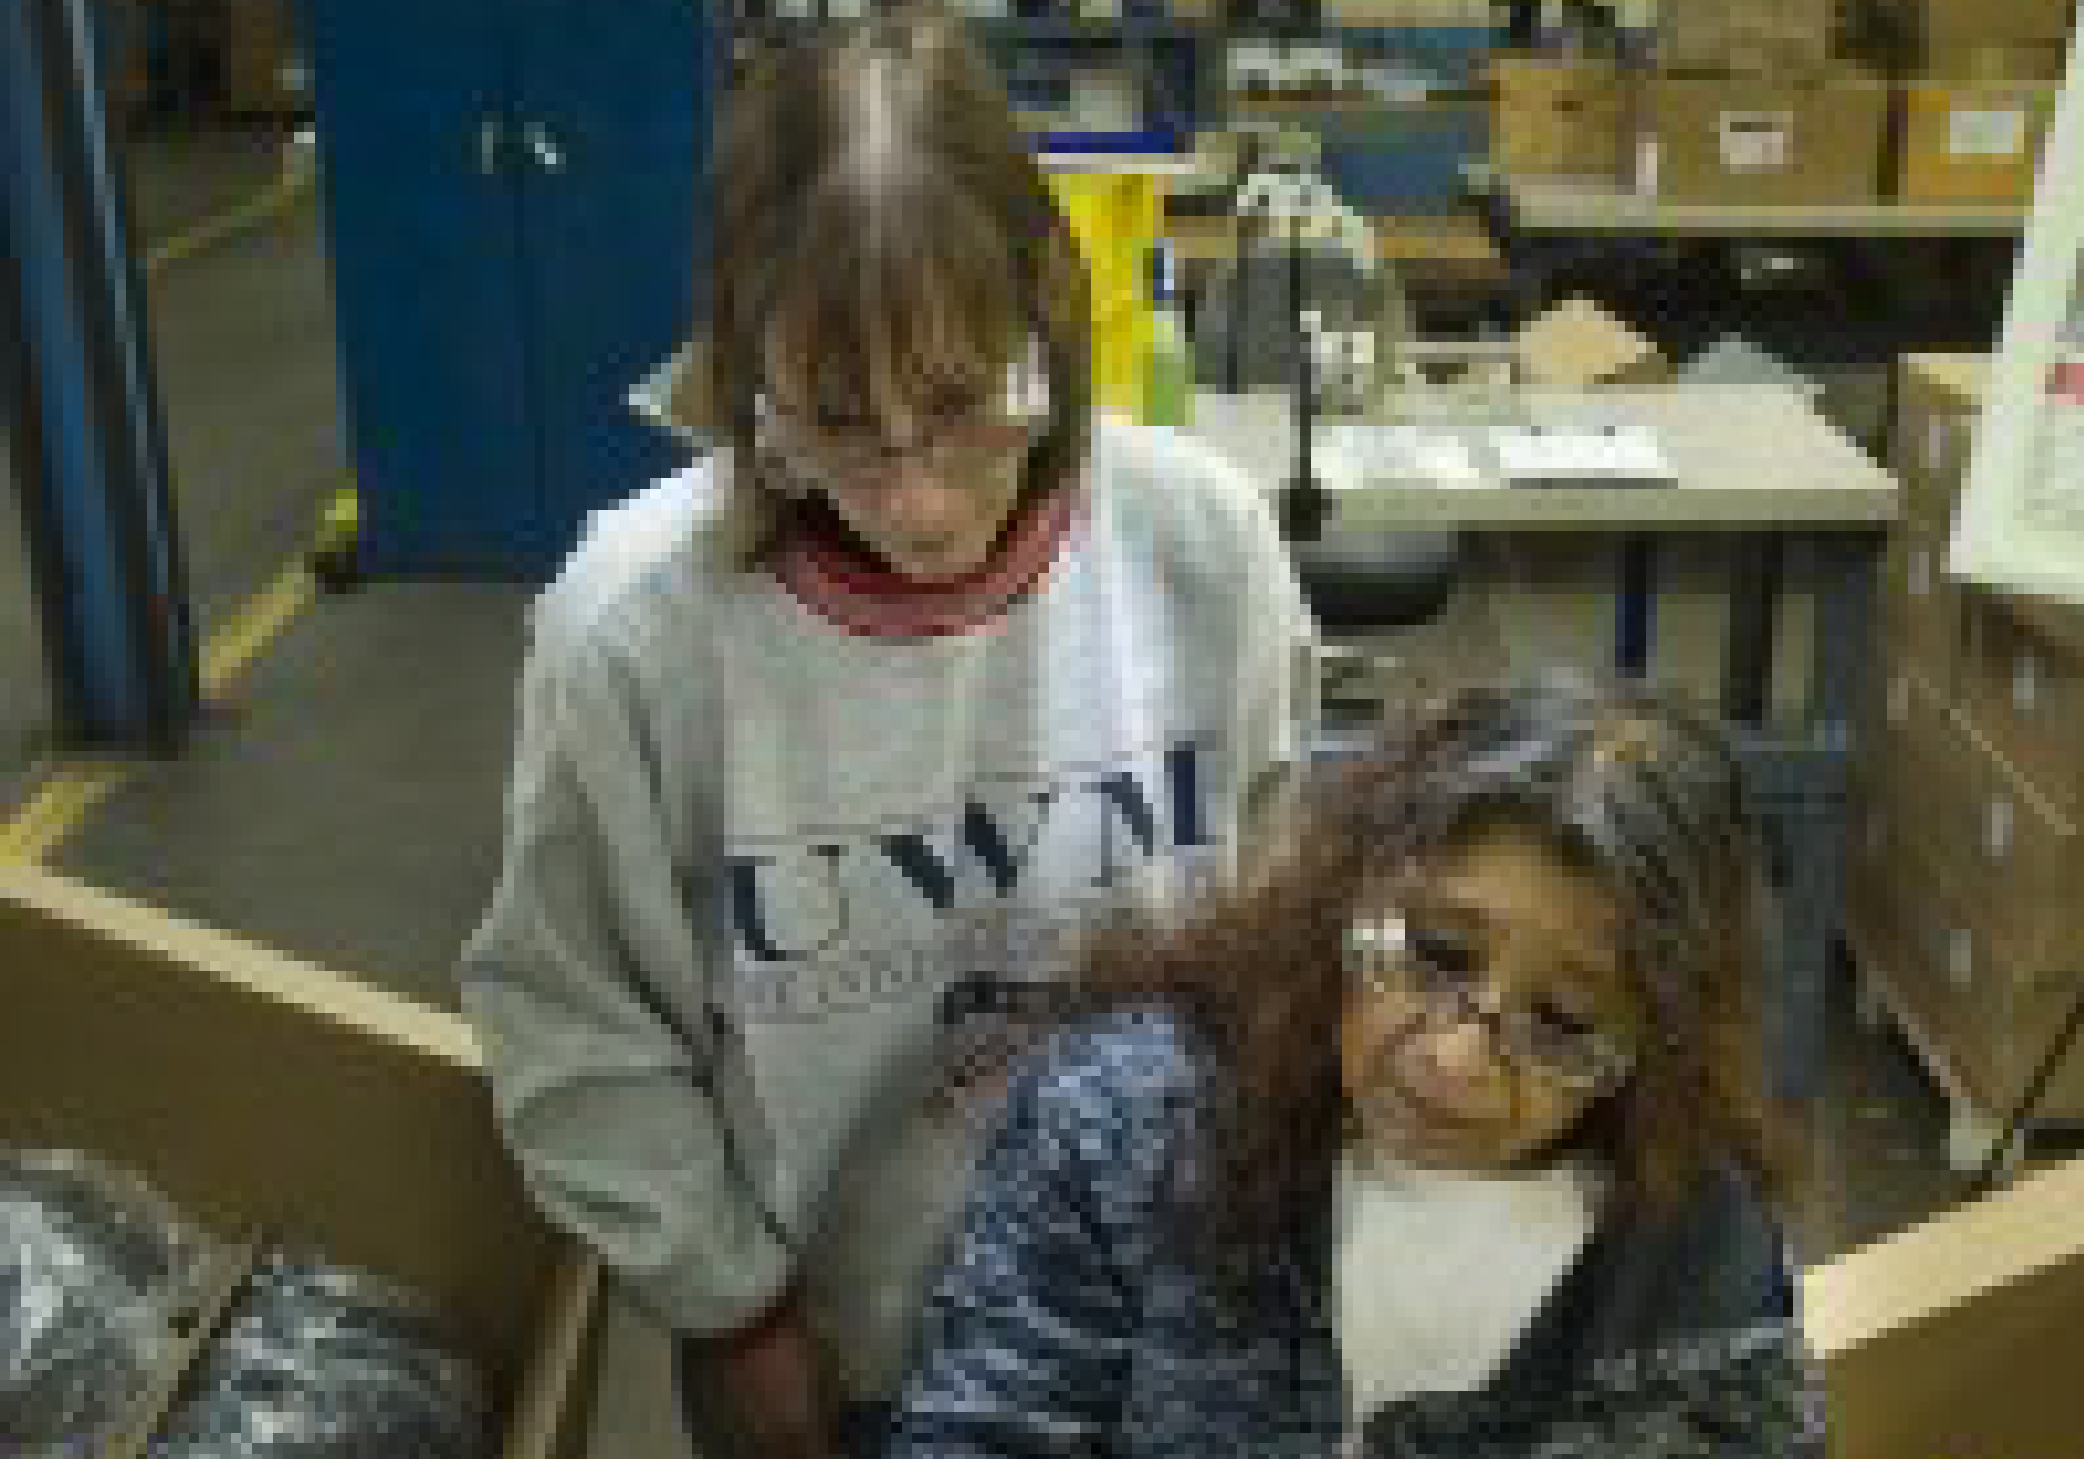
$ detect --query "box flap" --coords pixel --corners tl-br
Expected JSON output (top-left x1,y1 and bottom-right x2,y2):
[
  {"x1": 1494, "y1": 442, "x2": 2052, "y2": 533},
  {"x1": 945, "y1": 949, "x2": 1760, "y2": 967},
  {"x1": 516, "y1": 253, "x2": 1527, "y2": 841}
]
[
  {"x1": 1803, "y1": 1156, "x2": 2084, "y2": 1457},
  {"x1": 0, "y1": 862, "x2": 567, "y2": 1390}
]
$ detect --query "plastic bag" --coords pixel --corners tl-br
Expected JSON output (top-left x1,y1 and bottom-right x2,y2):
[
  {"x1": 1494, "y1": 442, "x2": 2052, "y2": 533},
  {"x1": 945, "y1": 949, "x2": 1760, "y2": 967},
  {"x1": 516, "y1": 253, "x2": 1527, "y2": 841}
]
[
  {"x1": 0, "y1": 1148, "x2": 216, "y2": 1457},
  {"x1": 156, "y1": 1248, "x2": 492, "y2": 1459}
]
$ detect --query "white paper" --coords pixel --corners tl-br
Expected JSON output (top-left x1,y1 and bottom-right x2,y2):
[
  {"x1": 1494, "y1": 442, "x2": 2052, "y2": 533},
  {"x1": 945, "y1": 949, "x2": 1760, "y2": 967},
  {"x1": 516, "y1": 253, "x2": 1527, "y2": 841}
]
[
  {"x1": 1488, "y1": 428, "x2": 1675, "y2": 484},
  {"x1": 1952, "y1": 34, "x2": 2084, "y2": 605},
  {"x1": 1949, "y1": 107, "x2": 2029, "y2": 160},
  {"x1": 1321, "y1": 424, "x2": 1483, "y2": 490},
  {"x1": 1719, "y1": 111, "x2": 1793, "y2": 172}
]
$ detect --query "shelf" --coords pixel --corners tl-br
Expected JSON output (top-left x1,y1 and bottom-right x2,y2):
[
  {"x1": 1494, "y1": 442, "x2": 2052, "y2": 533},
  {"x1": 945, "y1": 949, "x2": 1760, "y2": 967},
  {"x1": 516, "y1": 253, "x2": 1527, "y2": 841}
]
[{"x1": 1484, "y1": 172, "x2": 2029, "y2": 238}]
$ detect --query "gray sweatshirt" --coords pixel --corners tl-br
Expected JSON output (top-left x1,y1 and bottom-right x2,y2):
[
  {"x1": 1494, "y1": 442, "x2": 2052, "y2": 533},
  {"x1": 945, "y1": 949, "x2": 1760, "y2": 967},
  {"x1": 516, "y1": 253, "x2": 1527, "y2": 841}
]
[{"x1": 458, "y1": 417, "x2": 1315, "y2": 1399}]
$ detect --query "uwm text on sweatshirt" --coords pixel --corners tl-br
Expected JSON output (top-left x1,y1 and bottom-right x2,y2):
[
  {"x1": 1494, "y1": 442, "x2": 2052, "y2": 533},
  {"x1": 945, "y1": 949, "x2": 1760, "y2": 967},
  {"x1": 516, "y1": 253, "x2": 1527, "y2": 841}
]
[{"x1": 460, "y1": 418, "x2": 1314, "y2": 1399}]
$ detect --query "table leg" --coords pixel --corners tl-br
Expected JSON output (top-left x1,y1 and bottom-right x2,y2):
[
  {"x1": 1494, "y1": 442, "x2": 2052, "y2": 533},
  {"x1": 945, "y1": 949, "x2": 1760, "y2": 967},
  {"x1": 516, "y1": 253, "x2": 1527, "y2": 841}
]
[
  {"x1": 1722, "y1": 532, "x2": 1783, "y2": 726},
  {"x1": 1615, "y1": 534, "x2": 1654, "y2": 677}
]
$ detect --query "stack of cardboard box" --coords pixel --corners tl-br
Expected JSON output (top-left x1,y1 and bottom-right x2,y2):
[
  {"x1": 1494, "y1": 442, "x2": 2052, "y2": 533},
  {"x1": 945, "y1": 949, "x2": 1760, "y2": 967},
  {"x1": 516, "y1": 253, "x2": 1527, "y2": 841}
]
[
  {"x1": 1873, "y1": 0, "x2": 2074, "y2": 205},
  {"x1": 1633, "y1": 0, "x2": 1890, "y2": 205},
  {"x1": 1850, "y1": 353, "x2": 2084, "y2": 1129}
]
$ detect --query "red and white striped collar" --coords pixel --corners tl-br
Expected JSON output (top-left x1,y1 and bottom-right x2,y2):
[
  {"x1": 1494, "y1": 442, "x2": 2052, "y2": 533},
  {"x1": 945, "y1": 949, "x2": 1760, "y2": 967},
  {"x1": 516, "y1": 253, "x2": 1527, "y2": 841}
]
[{"x1": 771, "y1": 480, "x2": 1086, "y2": 641}]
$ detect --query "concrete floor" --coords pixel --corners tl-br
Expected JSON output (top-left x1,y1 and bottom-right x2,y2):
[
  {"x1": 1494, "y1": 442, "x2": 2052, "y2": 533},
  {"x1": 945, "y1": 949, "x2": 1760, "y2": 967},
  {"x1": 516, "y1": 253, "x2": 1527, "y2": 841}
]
[{"x1": 6, "y1": 127, "x2": 1994, "y2": 1457}]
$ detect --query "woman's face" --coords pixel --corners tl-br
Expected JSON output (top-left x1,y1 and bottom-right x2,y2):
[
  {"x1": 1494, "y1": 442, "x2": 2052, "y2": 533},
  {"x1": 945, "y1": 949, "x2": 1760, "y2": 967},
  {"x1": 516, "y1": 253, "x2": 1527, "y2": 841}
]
[
  {"x1": 761, "y1": 330, "x2": 1039, "y2": 582},
  {"x1": 1340, "y1": 825, "x2": 1644, "y2": 1173}
]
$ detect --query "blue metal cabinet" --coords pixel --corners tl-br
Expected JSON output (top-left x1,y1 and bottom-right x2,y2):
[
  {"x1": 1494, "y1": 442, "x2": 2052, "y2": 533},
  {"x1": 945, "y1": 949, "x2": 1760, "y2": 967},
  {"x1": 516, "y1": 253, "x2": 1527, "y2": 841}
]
[{"x1": 300, "y1": 0, "x2": 709, "y2": 580}]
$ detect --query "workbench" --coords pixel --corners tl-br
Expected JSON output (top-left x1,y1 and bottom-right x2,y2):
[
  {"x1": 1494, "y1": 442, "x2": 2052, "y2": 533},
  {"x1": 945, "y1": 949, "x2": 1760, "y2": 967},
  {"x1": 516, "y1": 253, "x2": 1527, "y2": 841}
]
[
  {"x1": 1193, "y1": 383, "x2": 1900, "y2": 1101},
  {"x1": 1475, "y1": 170, "x2": 2030, "y2": 239}
]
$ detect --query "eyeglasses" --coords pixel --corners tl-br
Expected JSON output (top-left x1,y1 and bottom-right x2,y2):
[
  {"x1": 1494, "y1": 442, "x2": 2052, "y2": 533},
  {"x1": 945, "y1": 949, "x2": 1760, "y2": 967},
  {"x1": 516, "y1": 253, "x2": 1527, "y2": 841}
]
[
  {"x1": 757, "y1": 399, "x2": 1040, "y2": 492},
  {"x1": 754, "y1": 346, "x2": 1051, "y2": 492},
  {"x1": 1346, "y1": 917, "x2": 1639, "y2": 1093}
]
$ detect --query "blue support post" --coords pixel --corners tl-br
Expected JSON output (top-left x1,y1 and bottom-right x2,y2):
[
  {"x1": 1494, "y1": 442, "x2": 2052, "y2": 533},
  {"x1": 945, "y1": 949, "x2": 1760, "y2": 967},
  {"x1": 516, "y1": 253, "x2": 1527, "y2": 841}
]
[{"x1": 1, "y1": 0, "x2": 198, "y2": 753}]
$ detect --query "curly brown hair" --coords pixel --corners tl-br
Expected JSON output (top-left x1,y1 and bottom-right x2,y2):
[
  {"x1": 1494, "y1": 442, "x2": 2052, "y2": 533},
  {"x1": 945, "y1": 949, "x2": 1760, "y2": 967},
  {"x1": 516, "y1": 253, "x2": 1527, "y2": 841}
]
[{"x1": 1077, "y1": 669, "x2": 1807, "y2": 1253}]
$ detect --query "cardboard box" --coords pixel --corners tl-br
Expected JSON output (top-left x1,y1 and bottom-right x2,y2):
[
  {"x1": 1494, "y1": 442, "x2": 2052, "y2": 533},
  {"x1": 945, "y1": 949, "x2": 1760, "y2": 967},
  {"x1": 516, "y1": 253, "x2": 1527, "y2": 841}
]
[
  {"x1": 1488, "y1": 58, "x2": 1628, "y2": 178},
  {"x1": 1631, "y1": 70, "x2": 1890, "y2": 206},
  {"x1": 1893, "y1": 351, "x2": 1987, "y2": 533},
  {"x1": 0, "y1": 862, "x2": 605, "y2": 1459},
  {"x1": 1513, "y1": 296, "x2": 1670, "y2": 388},
  {"x1": 1657, "y1": 0, "x2": 1840, "y2": 74},
  {"x1": 1806, "y1": 1153, "x2": 2084, "y2": 1458},
  {"x1": 1879, "y1": 518, "x2": 1967, "y2": 684},
  {"x1": 1896, "y1": 79, "x2": 2061, "y2": 204},
  {"x1": 1877, "y1": 0, "x2": 2078, "y2": 74},
  {"x1": 1852, "y1": 667, "x2": 2084, "y2": 1117},
  {"x1": 1961, "y1": 595, "x2": 2084, "y2": 817}
]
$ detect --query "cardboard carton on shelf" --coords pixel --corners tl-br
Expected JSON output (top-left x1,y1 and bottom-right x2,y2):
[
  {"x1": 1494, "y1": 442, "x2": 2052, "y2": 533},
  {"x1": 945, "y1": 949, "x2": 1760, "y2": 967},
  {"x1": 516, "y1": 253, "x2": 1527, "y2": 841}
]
[
  {"x1": 1894, "y1": 78, "x2": 2062, "y2": 205},
  {"x1": 1486, "y1": 57, "x2": 1628, "y2": 178},
  {"x1": 0, "y1": 862, "x2": 605, "y2": 1459},
  {"x1": 1628, "y1": 68, "x2": 1891, "y2": 206},
  {"x1": 1656, "y1": 0, "x2": 1841, "y2": 75},
  {"x1": 1866, "y1": 0, "x2": 2078, "y2": 75},
  {"x1": 1512, "y1": 296, "x2": 1670, "y2": 388}
]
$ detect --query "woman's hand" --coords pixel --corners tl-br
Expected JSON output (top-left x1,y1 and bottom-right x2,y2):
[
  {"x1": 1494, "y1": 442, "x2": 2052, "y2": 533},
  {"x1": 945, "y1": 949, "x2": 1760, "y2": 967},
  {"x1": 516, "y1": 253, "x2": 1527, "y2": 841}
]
[{"x1": 720, "y1": 1287, "x2": 837, "y2": 1459}]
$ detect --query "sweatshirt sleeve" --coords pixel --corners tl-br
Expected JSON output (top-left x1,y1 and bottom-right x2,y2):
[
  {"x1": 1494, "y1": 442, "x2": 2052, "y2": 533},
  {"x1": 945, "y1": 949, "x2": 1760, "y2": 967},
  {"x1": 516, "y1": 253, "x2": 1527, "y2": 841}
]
[
  {"x1": 458, "y1": 612, "x2": 790, "y2": 1338},
  {"x1": 1229, "y1": 468, "x2": 1319, "y2": 873}
]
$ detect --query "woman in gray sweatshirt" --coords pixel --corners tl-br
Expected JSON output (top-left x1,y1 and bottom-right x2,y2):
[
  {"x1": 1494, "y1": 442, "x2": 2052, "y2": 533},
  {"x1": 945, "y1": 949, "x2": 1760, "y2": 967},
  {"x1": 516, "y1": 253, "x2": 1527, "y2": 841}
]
[{"x1": 457, "y1": 11, "x2": 1314, "y2": 1459}]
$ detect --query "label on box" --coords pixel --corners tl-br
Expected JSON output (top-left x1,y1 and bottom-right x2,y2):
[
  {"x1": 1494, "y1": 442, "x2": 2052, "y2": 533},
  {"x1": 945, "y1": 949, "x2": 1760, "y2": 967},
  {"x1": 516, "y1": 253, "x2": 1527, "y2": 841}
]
[
  {"x1": 1948, "y1": 929, "x2": 1974, "y2": 990},
  {"x1": 1948, "y1": 107, "x2": 2029, "y2": 160},
  {"x1": 1719, "y1": 112, "x2": 1793, "y2": 172},
  {"x1": 2016, "y1": 651, "x2": 2041, "y2": 714},
  {"x1": 1927, "y1": 415, "x2": 1953, "y2": 475},
  {"x1": 1987, "y1": 796, "x2": 2015, "y2": 862},
  {"x1": 1635, "y1": 137, "x2": 1661, "y2": 198}
]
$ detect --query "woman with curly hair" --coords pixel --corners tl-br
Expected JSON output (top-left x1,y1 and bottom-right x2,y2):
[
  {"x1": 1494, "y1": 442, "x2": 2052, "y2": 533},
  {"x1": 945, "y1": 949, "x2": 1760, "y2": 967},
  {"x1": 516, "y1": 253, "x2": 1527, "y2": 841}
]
[{"x1": 886, "y1": 670, "x2": 1813, "y2": 1459}]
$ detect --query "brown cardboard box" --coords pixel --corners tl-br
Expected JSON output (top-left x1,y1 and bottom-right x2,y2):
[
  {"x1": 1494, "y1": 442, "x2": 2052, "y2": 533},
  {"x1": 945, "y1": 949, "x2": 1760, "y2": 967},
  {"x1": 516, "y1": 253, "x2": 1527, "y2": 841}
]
[
  {"x1": 1488, "y1": 58, "x2": 1628, "y2": 178},
  {"x1": 1805, "y1": 1154, "x2": 2084, "y2": 1458},
  {"x1": 1961, "y1": 595, "x2": 2084, "y2": 816},
  {"x1": 1879, "y1": 519, "x2": 1967, "y2": 684},
  {"x1": 1851, "y1": 667, "x2": 2084, "y2": 1116},
  {"x1": 1893, "y1": 352, "x2": 1986, "y2": 532},
  {"x1": 0, "y1": 862, "x2": 604, "y2": 1459},
  {"x1": 1878, "y1": 0, "x2": 2078, "y2": 73},
  {"x1": 1657, "y1": 0, "x2": 1840, "y2": 74},
  {"x1": 1896, "y1": 79, "x2": 2060, "y2": 204},
  {"x1": 1513, "y1": 296, "x2": 1670, "y2": 387},
  {"x1": 1630, "y1": 70, "x2": 1889, "y2": 206}
]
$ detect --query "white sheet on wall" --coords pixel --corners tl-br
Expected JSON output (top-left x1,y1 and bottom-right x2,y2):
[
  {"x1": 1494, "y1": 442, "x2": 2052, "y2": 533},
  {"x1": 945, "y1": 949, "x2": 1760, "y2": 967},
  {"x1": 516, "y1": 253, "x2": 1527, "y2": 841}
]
[{"x1": 1951, "y1": 30, "x2": 2084, "y2": 607}]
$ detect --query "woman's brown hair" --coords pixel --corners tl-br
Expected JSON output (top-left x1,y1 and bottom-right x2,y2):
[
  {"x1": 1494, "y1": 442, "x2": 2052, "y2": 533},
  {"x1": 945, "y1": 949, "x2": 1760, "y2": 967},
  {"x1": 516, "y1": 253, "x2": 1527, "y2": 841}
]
[
  {"x1": 705, "y1": 7, "x2": 1092, "y2": 565},
  {"x1": 1079, "y1": 669, "x2": 1807, "y2": 1253}
]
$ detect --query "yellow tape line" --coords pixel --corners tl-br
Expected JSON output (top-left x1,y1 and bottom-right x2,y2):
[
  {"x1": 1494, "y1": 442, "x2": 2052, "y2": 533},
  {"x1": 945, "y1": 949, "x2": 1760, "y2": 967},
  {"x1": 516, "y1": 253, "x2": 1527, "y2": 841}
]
[
  {"x1": 0, "y1": 154, "x2": 333, "y2": 862},
  {"x1": 143, "y1": 159, "x2": 314, "y2": 277}
]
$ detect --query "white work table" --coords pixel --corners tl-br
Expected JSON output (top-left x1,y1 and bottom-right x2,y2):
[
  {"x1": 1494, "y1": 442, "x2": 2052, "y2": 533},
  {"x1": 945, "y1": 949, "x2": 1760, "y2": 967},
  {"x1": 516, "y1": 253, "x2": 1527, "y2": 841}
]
[{"x1": 1189, "y1": 383, "x2": 1900, "y2": 530}]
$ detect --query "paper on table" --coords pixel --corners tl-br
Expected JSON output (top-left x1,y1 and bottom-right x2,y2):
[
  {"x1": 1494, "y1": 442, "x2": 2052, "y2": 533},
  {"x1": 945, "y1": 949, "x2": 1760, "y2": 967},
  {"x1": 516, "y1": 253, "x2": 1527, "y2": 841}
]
[
  {"x1": 1320, "y1": 424, "x2": 1483, "y2": 489},
  {"x1": 1488, "y1": 427, "x2": 1675, "y2": 484},
  {"x1": 1953, "y1": 32, "x2": 2084, "y2": 606}
]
